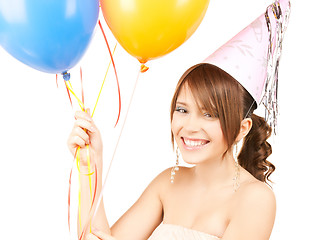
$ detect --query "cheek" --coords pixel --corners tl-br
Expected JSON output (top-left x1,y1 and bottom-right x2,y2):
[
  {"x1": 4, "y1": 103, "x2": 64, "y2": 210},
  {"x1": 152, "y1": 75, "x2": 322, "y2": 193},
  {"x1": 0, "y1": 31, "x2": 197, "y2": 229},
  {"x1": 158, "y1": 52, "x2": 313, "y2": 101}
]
[
  {"x1": 171, "y1": 114, "x2": 184, "y2": 139},
  {"x1": 208, "y1": 122, "x2": 226, "y2": 144},
  {"x1": 171, "y1": 118, "x2": 179, "y2": 136}
]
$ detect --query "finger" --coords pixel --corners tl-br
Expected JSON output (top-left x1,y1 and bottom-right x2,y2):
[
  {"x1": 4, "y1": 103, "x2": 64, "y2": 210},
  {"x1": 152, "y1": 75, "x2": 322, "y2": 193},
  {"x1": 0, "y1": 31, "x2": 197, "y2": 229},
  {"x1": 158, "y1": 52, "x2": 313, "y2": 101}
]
[
  {"x1": 72, "y1": 136, "x2": 87, "y2": 148},
  {"x1": 67, "y1": 128, "x2": 89, "y2": 151},
  {"x1": 74, "y1": 119, "x2": 96, "y2": 133},
  {"x1": 75, "y1": 110, "x2": 92, "y2": 122},
  {"x1": 72, "y1": 127, "x2": 90, "y2": 144}
]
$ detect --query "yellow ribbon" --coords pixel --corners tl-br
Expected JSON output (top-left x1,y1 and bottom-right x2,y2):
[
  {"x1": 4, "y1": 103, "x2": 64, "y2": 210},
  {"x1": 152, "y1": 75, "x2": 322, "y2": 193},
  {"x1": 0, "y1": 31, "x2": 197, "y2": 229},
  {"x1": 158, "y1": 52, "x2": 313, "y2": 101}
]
[{"x1": 65, "y1": 44, "x2": 117, "y2": 234}]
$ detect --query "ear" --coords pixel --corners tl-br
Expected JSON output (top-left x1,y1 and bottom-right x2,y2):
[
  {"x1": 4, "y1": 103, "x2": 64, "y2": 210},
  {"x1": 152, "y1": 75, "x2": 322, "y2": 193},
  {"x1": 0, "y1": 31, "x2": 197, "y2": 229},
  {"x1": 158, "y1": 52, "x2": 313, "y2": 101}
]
[{"x1": 236, "y1": 118, "x2": 252, "y2": 142}]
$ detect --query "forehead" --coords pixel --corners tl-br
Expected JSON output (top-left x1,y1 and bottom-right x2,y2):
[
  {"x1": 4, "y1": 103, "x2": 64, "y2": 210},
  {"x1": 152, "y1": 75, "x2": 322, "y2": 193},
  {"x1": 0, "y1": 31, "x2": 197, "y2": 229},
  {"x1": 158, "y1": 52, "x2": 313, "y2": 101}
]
[
  {"x1": 176, "y1": 81, "x2": 217, "y2": 114},
  {"x1": 177, "y1": 83, "x2": 195, "y2": 102},
  {"x1": 176, "y1": 83, "x2": 206, "y2": 109}
]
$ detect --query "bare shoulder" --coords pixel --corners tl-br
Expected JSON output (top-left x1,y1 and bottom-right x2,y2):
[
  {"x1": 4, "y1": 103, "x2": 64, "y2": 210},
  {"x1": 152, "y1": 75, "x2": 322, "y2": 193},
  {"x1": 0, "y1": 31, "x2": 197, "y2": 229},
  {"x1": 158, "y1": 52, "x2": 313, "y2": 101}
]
[
  {"x1": 223, "y1": 180, "x2": 276, "y2": 239},
  {"x1": 235, "y1": 167, "x2": 276, "y2": 206},
  {"x1": 239, "y1": 180, "x2": 275, "y2": 204},
  {"x1": 233, "y1": 179, "x2": 276, "y2": 219}
]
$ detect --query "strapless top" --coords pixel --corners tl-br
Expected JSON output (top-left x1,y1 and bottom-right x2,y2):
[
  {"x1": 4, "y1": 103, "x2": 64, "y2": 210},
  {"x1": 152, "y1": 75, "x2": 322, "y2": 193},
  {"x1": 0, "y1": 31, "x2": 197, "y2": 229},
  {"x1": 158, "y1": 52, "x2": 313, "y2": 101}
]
[{"x1": 149, "y1": 223, "x2": 221, "y2": 240}]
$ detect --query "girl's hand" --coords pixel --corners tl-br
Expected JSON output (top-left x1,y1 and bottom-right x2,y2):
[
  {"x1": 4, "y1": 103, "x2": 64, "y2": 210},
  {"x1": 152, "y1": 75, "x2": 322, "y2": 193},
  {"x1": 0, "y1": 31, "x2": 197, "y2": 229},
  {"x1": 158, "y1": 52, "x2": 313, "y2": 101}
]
[
  {"x1": 67, "y1": 109, "x2": 103, "y2": 167},
  {"x1": 86, "y1": 229, "x2": 116, "y2": 240}
]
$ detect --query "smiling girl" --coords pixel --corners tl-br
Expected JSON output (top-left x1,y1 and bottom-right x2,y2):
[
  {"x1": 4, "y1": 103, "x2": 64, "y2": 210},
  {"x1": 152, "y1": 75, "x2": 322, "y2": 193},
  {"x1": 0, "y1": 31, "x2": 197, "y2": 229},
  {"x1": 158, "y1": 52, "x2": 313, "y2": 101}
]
[
  {"x1": 67, "y1": 1, "x2": 290, "y2": 238},
  {"x1": 68, "y1": 63, "x2": 276, "y2": 240}
]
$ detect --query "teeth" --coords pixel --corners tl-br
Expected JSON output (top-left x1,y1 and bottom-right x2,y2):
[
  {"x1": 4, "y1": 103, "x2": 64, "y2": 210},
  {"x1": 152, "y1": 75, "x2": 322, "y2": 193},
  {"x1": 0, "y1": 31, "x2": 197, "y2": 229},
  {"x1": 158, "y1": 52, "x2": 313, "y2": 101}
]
[{"x1": 184, "y1": 138, "x2": 207, "y2": 147}]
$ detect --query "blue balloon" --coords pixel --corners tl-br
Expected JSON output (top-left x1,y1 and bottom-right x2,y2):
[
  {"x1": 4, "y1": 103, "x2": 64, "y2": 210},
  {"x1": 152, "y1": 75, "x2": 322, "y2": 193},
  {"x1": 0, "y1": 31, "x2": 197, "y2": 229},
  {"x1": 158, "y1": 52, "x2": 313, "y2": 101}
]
[{"x1": 0, "y1": 0, "x2": 99, "y2": 74}]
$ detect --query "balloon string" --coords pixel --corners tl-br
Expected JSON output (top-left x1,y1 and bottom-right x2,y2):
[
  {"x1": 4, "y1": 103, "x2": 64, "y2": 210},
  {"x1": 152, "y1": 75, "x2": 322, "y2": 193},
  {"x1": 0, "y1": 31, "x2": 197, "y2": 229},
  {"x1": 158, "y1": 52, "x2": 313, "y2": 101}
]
[
  {"x1": 65, "y1": 81, "x2": 85, "y2": 110},
  {"x1": 76, "y1": 145, "x2": 93, "y2": 232},
  {"x1": 64, "y1": 80, "x2": 73, "y2": 107},
  {"x1": 80, "y1": 67, "x2": 85, "y2": 111},
  {"x1": 68, "y1": 148, "x2": 78, "y2": 232},
  {"x1": 97, "y1": 67, "x2": 141, "y2": 208},
  {"x1": 56, "y1": 74, "x2": 59, "y2": 88},
  {"x1": 68, "y1": 145, "x2": 96, "y2": 237},
  {"x1": 71, "y1": 78, "x2": 85, "y2": 111},
  {"x1": 67, "y1": 42, "x2": 117, "y2": 237},
  {"x1": 78, "y1": 164, "x2": 98, "y2": 240},
  {"x1": 65, "y1": 79, "x2": 94, "y2": 237},
  {"x1": 92, "y1": 44, "x2": 117, "y2": 118},
  {"x1": 67, "y1": 20, "x2": 120, "y2": 238},
  {"x1": 98, "y1": 19, "x2": 121, "y2": 127},
  {"x1": 68, "y1": 129, "x2": 95, "y2": 239},
  {"x1": 77, "y1": 149, "x2": 82, "y2": 231},
  {"x1": 76, "y1": 116, "x2": 93, "y2": 233},
  {"x1": 86, "y1": 146, "x2": 92, "y2": 194},
  {"x1": 79, "y1": 67, "x2": 143, "y2": 239},
  {"x1": 66, "y1": 40, "x2": 117, "y2": 237}
]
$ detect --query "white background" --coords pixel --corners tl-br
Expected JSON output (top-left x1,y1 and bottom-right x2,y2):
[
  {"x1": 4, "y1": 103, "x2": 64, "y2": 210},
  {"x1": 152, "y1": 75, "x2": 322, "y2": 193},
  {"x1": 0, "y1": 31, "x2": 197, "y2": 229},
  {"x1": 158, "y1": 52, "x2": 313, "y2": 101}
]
[{"x1": 0, "y1": 0, "x2": 324, "y2": 239}]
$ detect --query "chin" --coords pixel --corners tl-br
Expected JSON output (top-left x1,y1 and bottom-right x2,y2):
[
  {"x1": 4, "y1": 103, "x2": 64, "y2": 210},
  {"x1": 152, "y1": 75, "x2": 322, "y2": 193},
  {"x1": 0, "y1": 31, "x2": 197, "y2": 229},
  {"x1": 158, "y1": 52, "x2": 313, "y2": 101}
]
[{"x1": 181, "y1": 153, "x2": 210, "y2": 165}]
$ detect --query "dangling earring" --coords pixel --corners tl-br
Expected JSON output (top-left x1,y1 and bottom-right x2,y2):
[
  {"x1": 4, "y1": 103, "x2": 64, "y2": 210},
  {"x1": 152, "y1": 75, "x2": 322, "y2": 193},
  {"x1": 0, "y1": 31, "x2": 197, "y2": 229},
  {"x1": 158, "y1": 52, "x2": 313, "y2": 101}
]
[
  {"x1": 171, "y1": 147, "x2": 180, "y2": 183},
  {"x1": 233, "y1": 143, "x2": 240, "y2": 191}
]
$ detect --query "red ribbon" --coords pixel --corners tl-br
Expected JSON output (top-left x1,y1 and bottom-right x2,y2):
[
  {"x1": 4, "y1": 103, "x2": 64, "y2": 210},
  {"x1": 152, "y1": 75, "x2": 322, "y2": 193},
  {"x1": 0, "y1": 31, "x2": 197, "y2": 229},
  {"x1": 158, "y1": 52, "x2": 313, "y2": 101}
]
[{"x1": 98, "y1": 20, "x2": 121, "y2": 127}]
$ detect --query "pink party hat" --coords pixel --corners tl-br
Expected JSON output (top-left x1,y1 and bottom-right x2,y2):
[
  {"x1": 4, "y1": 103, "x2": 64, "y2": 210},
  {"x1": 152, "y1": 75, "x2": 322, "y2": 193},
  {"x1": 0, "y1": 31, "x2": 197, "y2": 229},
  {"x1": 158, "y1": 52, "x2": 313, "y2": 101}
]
[{"x1": 204, "y1": 0, "x2": 291, "y2": 132}]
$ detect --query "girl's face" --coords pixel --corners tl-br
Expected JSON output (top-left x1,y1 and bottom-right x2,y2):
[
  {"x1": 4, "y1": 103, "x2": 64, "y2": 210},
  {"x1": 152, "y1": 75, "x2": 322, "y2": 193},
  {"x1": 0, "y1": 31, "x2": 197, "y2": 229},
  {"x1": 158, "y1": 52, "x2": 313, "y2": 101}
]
[{"x1": 171, "y1": 84, "x2": 228, "y2": 165}]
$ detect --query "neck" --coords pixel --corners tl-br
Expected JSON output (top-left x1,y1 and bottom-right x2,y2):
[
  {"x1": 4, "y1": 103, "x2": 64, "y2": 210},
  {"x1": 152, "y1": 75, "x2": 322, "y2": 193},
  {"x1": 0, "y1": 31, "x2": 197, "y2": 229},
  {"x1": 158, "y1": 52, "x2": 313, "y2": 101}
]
[{"x1": 191, "y1": 151, "x2": 237, "y2": 189}]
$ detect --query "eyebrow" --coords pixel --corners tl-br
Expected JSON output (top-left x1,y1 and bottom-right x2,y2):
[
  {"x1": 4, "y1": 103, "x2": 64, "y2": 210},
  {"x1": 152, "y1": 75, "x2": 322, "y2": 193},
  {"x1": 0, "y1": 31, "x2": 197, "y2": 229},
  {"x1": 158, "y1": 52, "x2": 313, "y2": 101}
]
[
  {"x1": 176, "y1": 101, "x2": 208, "y2": 111},
  {"x1": 175, "y1": 101, "x2": 187, "y2": 106}
]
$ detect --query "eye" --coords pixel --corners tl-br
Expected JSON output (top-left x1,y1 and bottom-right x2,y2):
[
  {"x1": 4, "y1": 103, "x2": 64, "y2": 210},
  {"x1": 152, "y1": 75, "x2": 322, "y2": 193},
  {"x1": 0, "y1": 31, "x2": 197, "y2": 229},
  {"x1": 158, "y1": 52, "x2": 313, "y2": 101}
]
[
  {"x1": 203, "y1": 111, "x2": 218, "y2": 119},
  {"x1": 175, "y1": 106, "x2": 187, "y2": 113}
]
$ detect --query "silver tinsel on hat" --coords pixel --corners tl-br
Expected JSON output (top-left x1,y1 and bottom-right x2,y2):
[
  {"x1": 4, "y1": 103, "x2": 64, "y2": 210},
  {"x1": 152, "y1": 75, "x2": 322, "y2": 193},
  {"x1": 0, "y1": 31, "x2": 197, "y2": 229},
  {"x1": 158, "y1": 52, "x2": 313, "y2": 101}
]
[{"x1": 263, "y1": 0, "x2": 291, "y2": 134}]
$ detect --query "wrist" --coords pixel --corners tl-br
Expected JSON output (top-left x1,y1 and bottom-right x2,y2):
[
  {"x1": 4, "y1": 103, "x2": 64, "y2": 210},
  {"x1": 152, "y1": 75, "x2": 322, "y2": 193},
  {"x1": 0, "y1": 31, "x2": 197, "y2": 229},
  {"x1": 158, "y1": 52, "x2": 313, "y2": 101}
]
[
  {"x1": 79, "y1": 165, "x2": 103, "y2": 192},
  {"x1": 77, "y1": 151, "x2": 103, "y2": 167},
  {"x1": 79, "y1": 163, "x2": 103, "y2": 177}
]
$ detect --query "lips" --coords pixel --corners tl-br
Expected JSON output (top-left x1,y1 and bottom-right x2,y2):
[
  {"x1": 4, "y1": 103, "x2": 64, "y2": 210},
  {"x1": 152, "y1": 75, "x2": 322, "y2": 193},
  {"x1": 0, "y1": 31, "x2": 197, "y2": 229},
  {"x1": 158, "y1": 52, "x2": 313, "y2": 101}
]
[{"x1": 181, "y1": 137, "x2": 210, "y2": 150}]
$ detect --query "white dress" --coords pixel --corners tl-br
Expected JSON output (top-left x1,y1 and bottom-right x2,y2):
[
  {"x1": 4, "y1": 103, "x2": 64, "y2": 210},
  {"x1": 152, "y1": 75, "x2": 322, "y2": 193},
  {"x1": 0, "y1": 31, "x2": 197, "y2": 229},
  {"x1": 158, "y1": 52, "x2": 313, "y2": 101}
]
[{"x1": 149, "y1": 223, "x2": 221, "y2": 240}]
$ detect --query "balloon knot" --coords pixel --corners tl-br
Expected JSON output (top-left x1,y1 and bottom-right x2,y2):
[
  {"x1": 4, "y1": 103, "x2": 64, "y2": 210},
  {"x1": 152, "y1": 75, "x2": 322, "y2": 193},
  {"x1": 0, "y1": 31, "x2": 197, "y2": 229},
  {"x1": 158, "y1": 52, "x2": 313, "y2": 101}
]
[
  {"x1": 62, "y1": 71, "x2": 71, "y2": 81},
  {"x1": 140, "y1": 64, "x2": 149, "y2": 73}
]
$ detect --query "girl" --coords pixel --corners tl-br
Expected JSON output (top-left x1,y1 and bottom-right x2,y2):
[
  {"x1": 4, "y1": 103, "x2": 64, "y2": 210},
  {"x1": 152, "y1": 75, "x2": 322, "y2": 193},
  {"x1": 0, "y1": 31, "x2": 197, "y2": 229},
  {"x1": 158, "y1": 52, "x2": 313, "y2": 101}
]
[{"x1": 68, "y1": 63, "x2": 276, "y2": 240}]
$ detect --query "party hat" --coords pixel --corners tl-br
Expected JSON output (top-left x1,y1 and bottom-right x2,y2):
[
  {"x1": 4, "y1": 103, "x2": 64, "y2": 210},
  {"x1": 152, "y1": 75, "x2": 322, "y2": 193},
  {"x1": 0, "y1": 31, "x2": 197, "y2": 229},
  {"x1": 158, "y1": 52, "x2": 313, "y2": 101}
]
[{"x1": 204, "y1": 0, "x2": 291, "y2": 132}]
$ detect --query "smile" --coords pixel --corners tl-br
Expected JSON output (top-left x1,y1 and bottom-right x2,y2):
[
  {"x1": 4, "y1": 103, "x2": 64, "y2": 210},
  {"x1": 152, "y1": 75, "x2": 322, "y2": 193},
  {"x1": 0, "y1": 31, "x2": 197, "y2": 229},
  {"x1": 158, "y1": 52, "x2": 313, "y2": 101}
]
[{"x1": 181, "y1": 137, "x2": 210, "y2": 149}]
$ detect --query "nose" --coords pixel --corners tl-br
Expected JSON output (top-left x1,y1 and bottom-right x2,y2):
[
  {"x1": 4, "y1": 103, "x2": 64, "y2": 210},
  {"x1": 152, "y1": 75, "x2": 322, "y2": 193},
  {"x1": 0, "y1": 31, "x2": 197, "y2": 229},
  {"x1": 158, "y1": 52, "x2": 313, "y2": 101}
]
[{"x1": 183, "y1": 113, "x2": 201, "y2": 133}]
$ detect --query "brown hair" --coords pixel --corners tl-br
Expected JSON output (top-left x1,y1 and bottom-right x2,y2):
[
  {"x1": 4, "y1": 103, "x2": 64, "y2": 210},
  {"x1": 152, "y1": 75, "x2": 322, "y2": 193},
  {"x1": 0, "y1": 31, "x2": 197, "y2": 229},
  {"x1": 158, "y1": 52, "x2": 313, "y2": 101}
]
[{"x1": 170, "y1": 63, "x2": 275, "y2": 184}]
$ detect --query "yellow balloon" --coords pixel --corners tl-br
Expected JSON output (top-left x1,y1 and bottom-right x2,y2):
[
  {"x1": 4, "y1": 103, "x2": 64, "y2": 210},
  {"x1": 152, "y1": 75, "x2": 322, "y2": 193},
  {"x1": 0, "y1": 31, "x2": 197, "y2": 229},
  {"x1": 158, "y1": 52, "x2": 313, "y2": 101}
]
[{"x1": 100, "y1": 0, "x2": 210, "y2": 63}]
